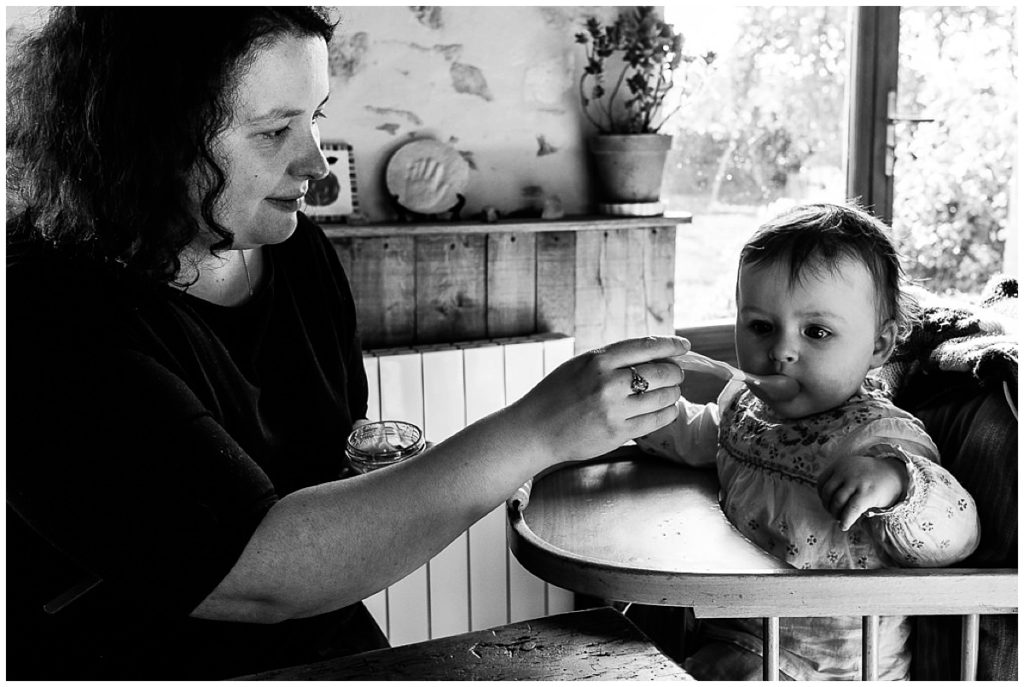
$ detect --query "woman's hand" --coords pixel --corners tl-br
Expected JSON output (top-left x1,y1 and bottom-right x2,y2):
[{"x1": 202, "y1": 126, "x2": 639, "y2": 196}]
[
  {"x1": 511, "y1": 335, "x2": 690, "y2": 464},
  {"x1": 817, "y1": 454, "x2": 909, "y2": 531}
]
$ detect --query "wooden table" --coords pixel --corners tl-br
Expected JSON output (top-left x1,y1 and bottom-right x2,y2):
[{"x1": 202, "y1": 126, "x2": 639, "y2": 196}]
[{"x1": 234, "y1": 607, "x2": 692, "y2": 681}]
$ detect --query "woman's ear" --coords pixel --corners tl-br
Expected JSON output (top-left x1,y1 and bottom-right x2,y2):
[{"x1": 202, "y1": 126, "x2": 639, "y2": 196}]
[{"x1": 869, "y1": 319, "x2": 898, "y2": 369}]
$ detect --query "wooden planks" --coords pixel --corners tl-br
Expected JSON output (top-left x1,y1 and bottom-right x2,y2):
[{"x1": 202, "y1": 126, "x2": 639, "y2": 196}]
[
  {"x1": 486, "y1": 232, "x2": 537, "y2": 337},
  {"x1": 330, "y1": 219, "x2": 680, "y2": 354},
  {"x1": 415, "y1": 235, "x2": 487, "y2": 345},
  {"x1": 536, "y1": 231, "x2": 576, "y2": 342},
  {"x1": 574, "y1": 226, "x2": 677, "y2": 352},
  {"x1": 334, "y1": 236, "x2": 415, "y2": 346},
  {"x1": 235, "y1": 607, "x2": 694, "y2": 681},
  {"x1": 641, "y1": 227, "x2": 677, "y2": 336}
]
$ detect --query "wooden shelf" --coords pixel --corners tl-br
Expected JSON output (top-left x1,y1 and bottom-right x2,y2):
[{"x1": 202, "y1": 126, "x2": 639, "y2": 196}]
[
  {"x1": 322, "y1": 212, "x2": 692, "y2": 239},
  {"x1": 327, "y1": 213, "x2": 682, "y2": 352}
]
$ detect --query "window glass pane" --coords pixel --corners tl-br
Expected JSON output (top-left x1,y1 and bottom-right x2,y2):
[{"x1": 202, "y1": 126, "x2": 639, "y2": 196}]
[
  {"x1": 892, "y1": 6, "x2": 1017, "y2": 302},
  {"x1": 662, "y1": 7, "x2": 853, "y2": 327}
]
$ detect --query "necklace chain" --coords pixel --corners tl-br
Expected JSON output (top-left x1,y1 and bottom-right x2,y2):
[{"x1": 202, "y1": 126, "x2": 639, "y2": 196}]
[{"x1": 239, "y1": 249, "x2": 254, "y2": 296}]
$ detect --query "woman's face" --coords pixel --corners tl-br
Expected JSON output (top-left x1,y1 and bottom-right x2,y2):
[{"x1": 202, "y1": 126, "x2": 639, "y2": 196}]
[{"x1": 201, "y1": 34, "x2": 330, "y2": 248}]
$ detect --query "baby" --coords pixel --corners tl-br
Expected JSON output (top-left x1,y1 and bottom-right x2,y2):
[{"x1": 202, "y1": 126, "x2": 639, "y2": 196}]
[{"x1": 637, "y1": 203, "x2": 980, "y2": 680}]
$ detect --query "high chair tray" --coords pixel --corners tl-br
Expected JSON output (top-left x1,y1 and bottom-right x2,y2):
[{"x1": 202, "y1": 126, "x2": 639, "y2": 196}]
[{"x1": 506, "y1": 447, "x2": 1016, "y2": 619}]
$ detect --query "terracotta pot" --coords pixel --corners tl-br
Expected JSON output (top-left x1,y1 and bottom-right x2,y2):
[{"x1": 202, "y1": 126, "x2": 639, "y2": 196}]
[{"x1": 588, "y1": 133, "x2": 673, "y2": 204}]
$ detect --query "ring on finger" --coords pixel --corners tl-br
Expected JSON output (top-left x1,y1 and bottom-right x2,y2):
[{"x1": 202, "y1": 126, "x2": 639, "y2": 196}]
[{"x1": 629, "y1": 366, "x2": 649, "y2": 395}]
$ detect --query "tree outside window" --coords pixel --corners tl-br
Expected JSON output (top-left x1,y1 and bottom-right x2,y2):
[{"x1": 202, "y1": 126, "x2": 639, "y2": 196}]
[{"x1": 893, "y1": 6, "x2": 1017, "y2": 299}]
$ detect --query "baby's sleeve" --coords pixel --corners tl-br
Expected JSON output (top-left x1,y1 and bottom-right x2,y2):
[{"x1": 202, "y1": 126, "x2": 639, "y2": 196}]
[
  {"x1": 854, "y1": 419, "x2": 981, "y2": 567},
  {"x1": 634, "y1": 382, "x2": 743, "y2": 467}
]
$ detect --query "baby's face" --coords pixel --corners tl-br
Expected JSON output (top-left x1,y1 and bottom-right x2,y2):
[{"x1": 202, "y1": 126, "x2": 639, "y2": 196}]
[{"x1": 734, "y1": 256, "x2": 893, "y2": 419}]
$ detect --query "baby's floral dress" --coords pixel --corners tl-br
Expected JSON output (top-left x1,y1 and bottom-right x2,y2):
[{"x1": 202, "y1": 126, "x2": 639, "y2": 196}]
[{"x1": 636, "y1": 378, "x2": 980, "y2": 681}]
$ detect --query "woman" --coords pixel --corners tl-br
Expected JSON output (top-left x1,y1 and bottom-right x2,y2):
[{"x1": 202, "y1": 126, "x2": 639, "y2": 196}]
[{"x1": 6, "y1": 7, "x2": 689, "y2": 679}]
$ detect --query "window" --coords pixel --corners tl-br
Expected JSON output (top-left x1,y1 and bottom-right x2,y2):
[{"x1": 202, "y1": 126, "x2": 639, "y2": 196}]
[{"x1": 662, "y1": 6, "x2": 854, "y2": 326}]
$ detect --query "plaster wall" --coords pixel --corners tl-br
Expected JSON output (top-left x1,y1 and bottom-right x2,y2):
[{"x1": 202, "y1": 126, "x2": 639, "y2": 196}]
[{"x1": 321, "y1": 5, "x2": 620, "y2": 221}]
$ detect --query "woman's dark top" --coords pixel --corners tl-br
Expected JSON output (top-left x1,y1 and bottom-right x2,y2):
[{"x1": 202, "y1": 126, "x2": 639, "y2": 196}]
[{"x1": 6, "y1": 214, "x2": 388, "y2": 679}]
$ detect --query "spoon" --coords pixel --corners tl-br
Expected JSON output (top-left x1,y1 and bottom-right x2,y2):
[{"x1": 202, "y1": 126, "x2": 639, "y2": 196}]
[{"x1": 671, "y1": 351, "x2": 800, "y2": 403}]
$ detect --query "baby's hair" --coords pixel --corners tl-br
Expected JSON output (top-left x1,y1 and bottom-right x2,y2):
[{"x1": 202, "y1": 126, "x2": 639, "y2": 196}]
[{"x1": 739, "y1": 202, "x2": 918, "y2": 342}]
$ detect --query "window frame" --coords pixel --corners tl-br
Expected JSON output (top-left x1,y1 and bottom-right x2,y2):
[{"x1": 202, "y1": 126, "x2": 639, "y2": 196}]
[{"x1": 846, "y1": 6, "x2": 899, "y2": 224}]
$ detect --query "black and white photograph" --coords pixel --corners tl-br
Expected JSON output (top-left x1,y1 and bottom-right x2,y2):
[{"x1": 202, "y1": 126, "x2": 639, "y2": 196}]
[{"x1": 5, "y1": 5, "x2": 1017, "y2": 682}]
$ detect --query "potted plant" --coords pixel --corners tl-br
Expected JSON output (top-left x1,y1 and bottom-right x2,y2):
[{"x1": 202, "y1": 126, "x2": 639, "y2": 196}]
[{"x1": 576, "y1": 6, "x2": 715, "y2": 213}]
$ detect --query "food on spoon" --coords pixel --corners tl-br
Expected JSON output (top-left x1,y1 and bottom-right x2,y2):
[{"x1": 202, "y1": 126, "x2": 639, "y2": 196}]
[
  {"x1": 362, "y1": 433, "x2": 410, "y2": 453},
  {"x1": 672, "y1": 351, "x2": 744, "y2": 381}
]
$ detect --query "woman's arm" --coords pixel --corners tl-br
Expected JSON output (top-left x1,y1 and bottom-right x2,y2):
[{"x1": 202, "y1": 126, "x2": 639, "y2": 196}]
[{"x1": 191, "y1": 335, "x2": 690, "y2": 623}]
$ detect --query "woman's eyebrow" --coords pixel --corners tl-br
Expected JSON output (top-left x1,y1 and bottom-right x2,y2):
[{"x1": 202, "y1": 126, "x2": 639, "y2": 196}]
[
  {"x1": 245, "y1": 93, "x2": 330, "y2": 125},
  {"x1": 246, "y1": 106, "x2": 303, "y2": 124}
]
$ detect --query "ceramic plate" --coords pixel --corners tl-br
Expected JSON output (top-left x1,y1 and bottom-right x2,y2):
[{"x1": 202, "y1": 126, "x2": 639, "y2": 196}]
[{"x1": 385, "y1": 139, "x2": 470, "y2": 215}]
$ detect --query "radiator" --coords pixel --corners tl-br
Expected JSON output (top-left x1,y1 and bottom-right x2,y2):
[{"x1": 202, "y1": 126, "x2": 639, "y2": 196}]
[{"x1": 361, "y1": 333, "x2": 577, "y2": 645}]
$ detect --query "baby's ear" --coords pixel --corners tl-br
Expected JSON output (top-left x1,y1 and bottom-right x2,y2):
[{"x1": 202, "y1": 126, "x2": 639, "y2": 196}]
[{"x1": 870, "y1": 319, "x2": 898, "y2": 369}]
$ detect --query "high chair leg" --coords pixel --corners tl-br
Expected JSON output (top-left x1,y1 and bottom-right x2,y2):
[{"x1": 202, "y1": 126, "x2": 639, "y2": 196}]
[
  {"x1": 862, "y1": 615, "x2": 879, "y2": 680},
  {"x1": 762, "y1": 616, "x2": 780, "y2": 680},
  {"x1": 961, "y1": 614, "x2": 980, "y2": 680}
]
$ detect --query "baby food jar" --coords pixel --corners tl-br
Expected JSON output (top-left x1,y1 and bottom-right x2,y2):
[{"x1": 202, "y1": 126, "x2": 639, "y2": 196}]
[{"x1": 346, "y1": 420, "x2": 425, "y2": 474}]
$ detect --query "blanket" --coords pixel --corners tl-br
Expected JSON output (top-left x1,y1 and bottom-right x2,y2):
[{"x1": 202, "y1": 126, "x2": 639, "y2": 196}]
[{"x1": 875, "y1": 275, "x2": 1018, "y2": 400}]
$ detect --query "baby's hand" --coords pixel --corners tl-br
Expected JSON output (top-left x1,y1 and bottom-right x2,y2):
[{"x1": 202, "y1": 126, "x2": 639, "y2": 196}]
[{"x1": 817, "y1": 454, "x2": 909, "y2": 531}]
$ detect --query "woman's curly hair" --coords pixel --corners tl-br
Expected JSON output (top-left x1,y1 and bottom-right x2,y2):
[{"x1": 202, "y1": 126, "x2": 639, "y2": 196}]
[{"x1": 6, "y1": 7, "x2": 335, "y2": 283}]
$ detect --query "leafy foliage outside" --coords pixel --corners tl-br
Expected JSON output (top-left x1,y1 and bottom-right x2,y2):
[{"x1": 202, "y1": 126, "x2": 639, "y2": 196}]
[
  {"x1": 891, "y1": 6, "x2": 1017, "y2": 297},
  {"x1": 664, "y1": 6, "x2": 849, "y2": 209}
]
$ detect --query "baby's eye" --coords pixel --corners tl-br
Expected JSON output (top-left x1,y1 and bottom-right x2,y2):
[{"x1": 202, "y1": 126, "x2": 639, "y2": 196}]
[
  {"x1": 312, "y1": 109, "x2": 326, "y2": 124},
  {"x1": 804, "y1": 325, "x2": 832, "y2": 340},
  {"x1": 747, "y1": 320, "x2": 773, "y2": 335}
]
